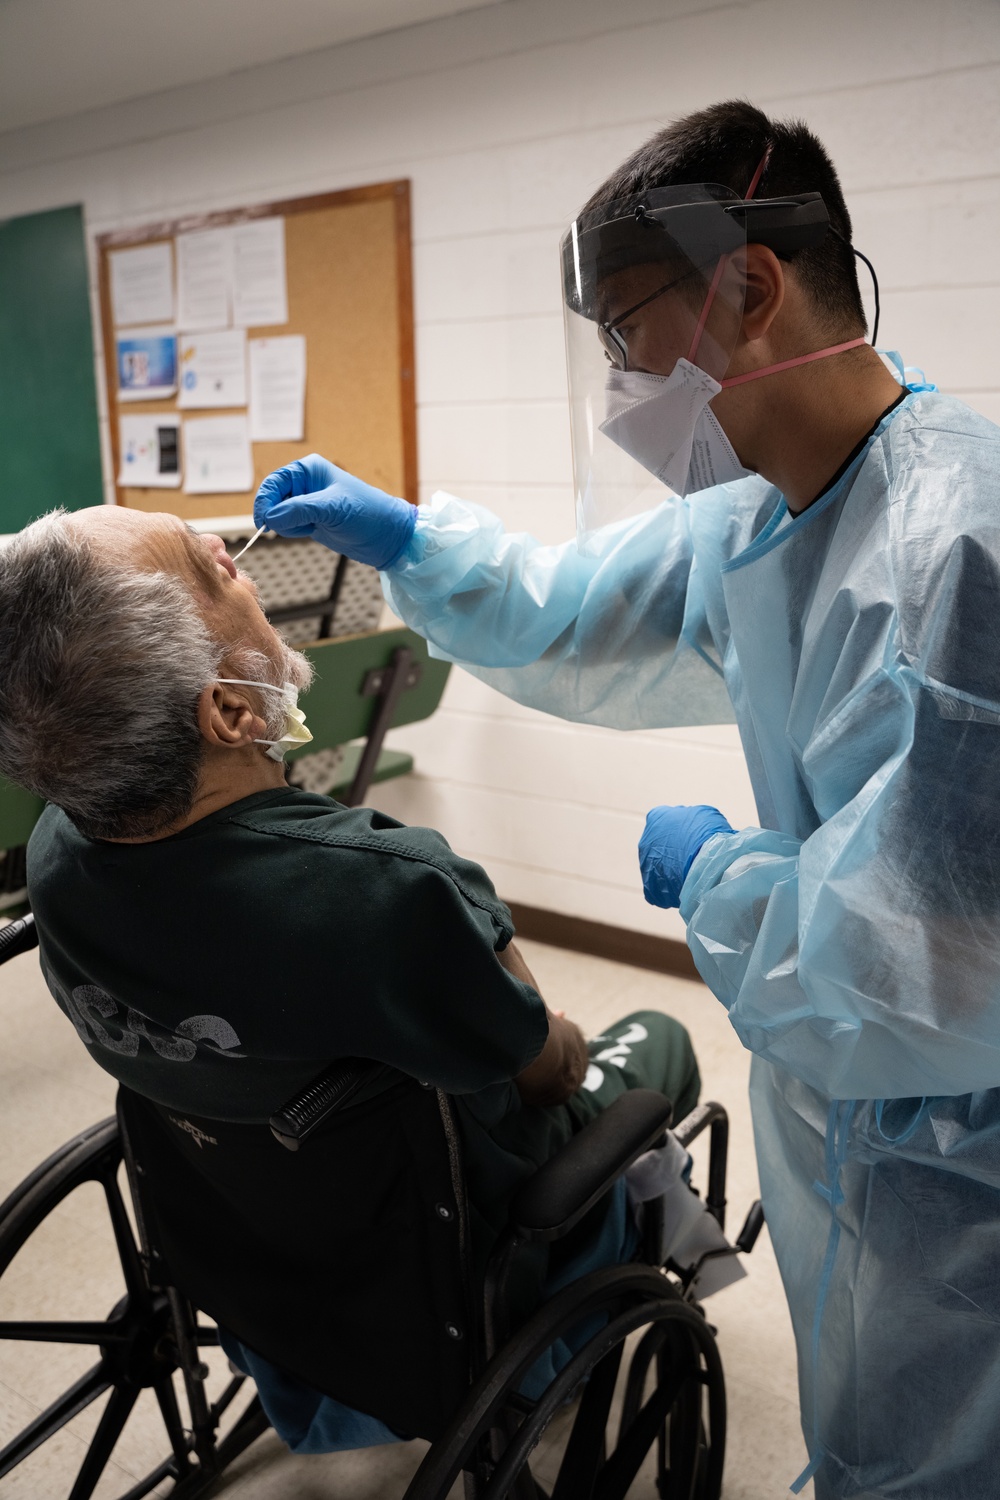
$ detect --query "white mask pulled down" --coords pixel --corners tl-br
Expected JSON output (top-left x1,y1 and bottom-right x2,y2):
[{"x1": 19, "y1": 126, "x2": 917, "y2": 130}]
[
  {"x1": 599, "y1": 358, "x2": 752, "y2": 498},
  {"x1": 216, "y1": 678, "x2": 313, "y2": 762}
]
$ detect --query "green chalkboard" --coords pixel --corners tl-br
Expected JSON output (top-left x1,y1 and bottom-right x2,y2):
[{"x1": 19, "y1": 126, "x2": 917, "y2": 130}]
[{"x1": 0, "y1": 204, "x2": 103, "y2": 533}]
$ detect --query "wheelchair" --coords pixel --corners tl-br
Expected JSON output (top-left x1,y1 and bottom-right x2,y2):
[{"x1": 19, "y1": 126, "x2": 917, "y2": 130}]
[{"x1": 0, "y1": 911, "x2": 763, "y2": 1499}]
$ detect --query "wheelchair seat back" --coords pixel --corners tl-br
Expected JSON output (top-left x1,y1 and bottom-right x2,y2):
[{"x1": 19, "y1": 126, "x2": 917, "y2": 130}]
[{"x1": 118, "y1": 1075, "x2": 473, "y2": 1441}]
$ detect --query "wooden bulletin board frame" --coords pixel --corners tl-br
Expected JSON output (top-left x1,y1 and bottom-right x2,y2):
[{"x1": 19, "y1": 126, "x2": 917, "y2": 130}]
[{"x1": 96, "y1": 180, "x2": 416, "y2": 520}]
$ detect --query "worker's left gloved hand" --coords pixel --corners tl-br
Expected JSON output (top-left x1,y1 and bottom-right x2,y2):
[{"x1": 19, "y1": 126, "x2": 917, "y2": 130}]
[
  {"x1": 254, "y1": 454, "x2": 417, "y2": 571},
  {"x1": 639, "y1": 804, "x2": 734, "y2": 909}
]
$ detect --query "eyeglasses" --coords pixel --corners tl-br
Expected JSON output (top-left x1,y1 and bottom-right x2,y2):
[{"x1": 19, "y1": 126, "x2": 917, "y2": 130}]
[{"x1": 598, "y1": 267, "x2": 699, "y2": 371}]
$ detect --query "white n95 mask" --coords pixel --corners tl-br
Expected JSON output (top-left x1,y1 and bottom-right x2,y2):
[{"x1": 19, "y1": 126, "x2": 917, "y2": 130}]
[
  {"x1": 599, "y1": 358, "x2": 752, "y2": 498},
  {"x1": 216, "y1": 678, "x2": 314, "y2": 762}
]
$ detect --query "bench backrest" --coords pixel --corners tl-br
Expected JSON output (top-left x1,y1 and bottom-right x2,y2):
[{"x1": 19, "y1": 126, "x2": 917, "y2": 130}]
[{"x1": 289, "y1": 627, "x2": 451, "y2": 757}]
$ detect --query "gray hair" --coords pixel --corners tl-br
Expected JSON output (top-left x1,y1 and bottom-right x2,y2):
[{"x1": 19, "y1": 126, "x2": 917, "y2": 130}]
[{"x1": 0, "y1": 511, "x2": 280, "y2": 841}]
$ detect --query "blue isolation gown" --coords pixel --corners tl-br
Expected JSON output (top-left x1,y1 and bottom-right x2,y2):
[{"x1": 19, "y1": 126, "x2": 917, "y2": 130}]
[{"x1": 383, "y1": 388, "x2": 1000, "y2": 1499}]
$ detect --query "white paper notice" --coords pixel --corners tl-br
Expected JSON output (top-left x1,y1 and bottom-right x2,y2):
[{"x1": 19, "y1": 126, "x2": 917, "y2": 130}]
[
  {"x1": 232, "y1": 218, "x2": 288, "y2": 327},
  {"x1": 183, "y1": 415, "x2": 253, "y2": 494},
  {"x1": 176, "y1": 228, "x2": 232, "y2": 330},
  {"x1": 249, "y1": 336, "x2": 306, "y2": 441},
  {"x1": 178, "y1": 329, "x2": 247, "y2": 409},
  {"x1": 110, "y1": 243, "x2": 174, "y2": 327},
  {"x1": 118, "y1": 414, "x2": 181, "y2": 488}
]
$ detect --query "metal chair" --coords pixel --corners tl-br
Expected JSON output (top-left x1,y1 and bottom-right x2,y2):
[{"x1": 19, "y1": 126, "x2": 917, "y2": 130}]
[{"x1": 0, "y1": 913, "x2": 762, "y2": 1499}]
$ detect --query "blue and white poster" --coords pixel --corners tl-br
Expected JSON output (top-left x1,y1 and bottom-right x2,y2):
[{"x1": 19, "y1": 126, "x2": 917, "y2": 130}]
[{"x1": 116, "y1": 325, "x2": 177, "y2": 401}]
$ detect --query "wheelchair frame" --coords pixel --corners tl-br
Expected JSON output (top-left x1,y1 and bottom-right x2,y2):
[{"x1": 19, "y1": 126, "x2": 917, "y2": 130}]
[{"x1": 0, "y1": 912, "x2": 761, "y2": 1500}]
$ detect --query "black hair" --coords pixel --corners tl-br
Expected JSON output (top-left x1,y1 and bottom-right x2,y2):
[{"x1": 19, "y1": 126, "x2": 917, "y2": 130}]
[{"x1": 581, "y1": 100, "x2": 865, "y2": 335}]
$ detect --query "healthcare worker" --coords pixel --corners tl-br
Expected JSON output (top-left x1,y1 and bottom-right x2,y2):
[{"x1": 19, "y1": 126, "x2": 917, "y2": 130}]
[{"x1": 254, "y1": 100, "x2": 1000, "y2": 1499}]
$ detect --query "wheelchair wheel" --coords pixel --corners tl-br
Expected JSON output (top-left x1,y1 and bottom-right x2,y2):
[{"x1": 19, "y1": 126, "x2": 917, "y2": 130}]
[
  {"x1": 0, "y1": 1118, "x2": 268, "y2": 1499},
  {"x1": 406, "y1": 1263, "x2": 724, "y2": 1500}
]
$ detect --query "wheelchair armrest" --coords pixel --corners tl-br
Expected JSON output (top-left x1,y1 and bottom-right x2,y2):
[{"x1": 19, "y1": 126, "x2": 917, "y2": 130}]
[
  {"x1": 0, "y1": 912, "x2": 37, "y2": 964},
  {"x1": 509, "y1": 1089, "x2": 672, "y2": 1243},
  {"x1": 269, "y1": 1058, "x2": 382, "y2": 1150}
]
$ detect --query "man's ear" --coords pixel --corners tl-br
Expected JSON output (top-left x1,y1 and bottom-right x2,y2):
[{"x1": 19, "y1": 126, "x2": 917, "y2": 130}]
[
  {"x1": 196, "y1": 684, "x2": 262, "y2": 750},
  {"x1": 736, "y1": 244, "x2": 785, "y2": 342}
]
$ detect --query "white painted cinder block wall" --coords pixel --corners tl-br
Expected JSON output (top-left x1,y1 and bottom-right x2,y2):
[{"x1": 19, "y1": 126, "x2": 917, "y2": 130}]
[{"x1": 1, "y1": 0, "x2": 997, "y2": 940}]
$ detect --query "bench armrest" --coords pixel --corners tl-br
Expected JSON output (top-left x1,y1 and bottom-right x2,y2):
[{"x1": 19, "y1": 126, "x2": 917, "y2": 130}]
[{"x1": 509, "y1": 1089, "x2": 673, "y2": 1243}]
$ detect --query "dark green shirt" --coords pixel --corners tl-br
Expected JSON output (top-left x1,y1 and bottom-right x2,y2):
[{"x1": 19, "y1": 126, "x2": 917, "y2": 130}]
[{"x1": 27, "y1": 790, "x2": 573, "y2": 1246}]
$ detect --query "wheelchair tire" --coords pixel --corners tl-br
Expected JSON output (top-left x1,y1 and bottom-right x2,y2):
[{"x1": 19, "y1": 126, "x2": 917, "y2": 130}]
[
  {"x1": 0, "y1": 1118, "x2": 268, "y2": 1500},
  {"x1": 405, "y1": 1263, "x2": 724, "y2": 1500}
]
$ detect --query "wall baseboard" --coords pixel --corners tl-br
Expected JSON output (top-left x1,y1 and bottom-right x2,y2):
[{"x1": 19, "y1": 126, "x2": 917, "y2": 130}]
[{"x1": 506, "y1": 901, "x2": 701, "y2": 982}]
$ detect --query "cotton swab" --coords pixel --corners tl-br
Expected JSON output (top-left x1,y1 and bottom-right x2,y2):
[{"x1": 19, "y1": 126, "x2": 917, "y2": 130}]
[{"x1": 230, "y1": 525, "x2": 266, "y2": 563}]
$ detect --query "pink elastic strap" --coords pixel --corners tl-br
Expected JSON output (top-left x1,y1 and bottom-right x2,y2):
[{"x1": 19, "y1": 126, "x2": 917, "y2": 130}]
[
  {"x1": 744, "y1": 142, "x2": 773, "y2": 202},
  {"x1": 686, "y1": 254, "x2": 728, "y2": 364},
  {"x1": 687, "y1": 143, "x2": 774, "y2": 365},
  {"x1": 720, "y1": 336, "x2": 867, "y2": 388}
]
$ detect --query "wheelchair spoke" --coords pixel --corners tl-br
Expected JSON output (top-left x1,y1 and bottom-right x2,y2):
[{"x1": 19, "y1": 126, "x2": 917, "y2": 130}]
[
  {"x1": 617, "y1": 1323, "x2": 666, "y2": 1439},
  {"x1": 0, "y1": 1318, "x2": 129, "y2": 1345},
  {"x1": 154, "y1": 1373, "x2": 196, "y2": 1473},
  {"x1": 550, "y1": 1344, "x2": 623, "y2": 1500},
  {"x1": 102, "y1": 1174, "x2": 148, "y2": 1305},
  {"x1": 114, "y1": 1456, "x2": 186, "y2": 1500},
  {"x1": 211, "y1": 1371, "x2": 248, "y2": 1422},
  {"x1": 594, "y1": 1361, "x2": 686, "y2": 1500},
  {"x1": 68, "y1": 1382, "x2": 140, "y2": 1500},
  {"x1": 0, "y1": 1363, "x2": 110, "y2": 1478}
]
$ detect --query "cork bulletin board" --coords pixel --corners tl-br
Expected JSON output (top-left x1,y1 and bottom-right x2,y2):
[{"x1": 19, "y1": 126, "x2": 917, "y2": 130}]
[{"x1": 96, "y1": 180, "x2": 416, "y2": 521}]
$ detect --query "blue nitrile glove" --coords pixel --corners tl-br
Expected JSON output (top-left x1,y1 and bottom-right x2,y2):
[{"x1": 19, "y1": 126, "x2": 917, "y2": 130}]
[
  {"x1": 639, "y1": 804, "x2": 734, "y2": 909},
  {"x1": 254, "y1": 454, "x2": 417, "y2": 571}
]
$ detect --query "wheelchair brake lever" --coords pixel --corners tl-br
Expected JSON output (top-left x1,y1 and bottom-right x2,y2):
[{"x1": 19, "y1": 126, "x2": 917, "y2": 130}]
[{"x1": 735, "y1": 1198, "x2": 765, "y2": 1254}]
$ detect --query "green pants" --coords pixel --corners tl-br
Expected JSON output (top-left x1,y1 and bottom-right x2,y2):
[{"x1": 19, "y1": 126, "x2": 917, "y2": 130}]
[{"x1": 566, "y1": 1010, "x2": 700, "y2": 1133}]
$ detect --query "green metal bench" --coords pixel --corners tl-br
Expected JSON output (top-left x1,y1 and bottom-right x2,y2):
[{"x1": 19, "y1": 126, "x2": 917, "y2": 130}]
[
  {"x1": 289, "y1": 625, "x2": 450, "y2": 806},
  {"x1": 0, "y1": 780, "x2": 45, "y2": 913}
]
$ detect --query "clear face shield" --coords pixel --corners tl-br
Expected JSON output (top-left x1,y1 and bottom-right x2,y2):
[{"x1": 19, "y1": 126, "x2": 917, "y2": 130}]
[
  {"x1": 562, "y1": 184, "x2": 751, "y2": 546},
  {"x1": 562, "y1": 179, "x2": 835, "y2": 545}
]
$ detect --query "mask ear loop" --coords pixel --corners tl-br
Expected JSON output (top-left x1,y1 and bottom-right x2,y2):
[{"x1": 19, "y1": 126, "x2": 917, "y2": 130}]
[
  {"x1": 216, "y1": 677, "x2": 298, "y2": 760},
  {"x1": 687, "y1": 142, "x2": 773, "y2": 368}
]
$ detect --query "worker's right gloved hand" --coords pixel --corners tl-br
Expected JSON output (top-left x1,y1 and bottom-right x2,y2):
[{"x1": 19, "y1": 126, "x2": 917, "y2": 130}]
[{"x1": 254, "y1": 454, "x2": 417, "y2": 571}]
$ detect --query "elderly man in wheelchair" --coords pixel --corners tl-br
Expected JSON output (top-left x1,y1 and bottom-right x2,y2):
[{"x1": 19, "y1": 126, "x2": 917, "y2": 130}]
[{"x1": 0, "y1": 505, "x2": 761, "y2": 1500}]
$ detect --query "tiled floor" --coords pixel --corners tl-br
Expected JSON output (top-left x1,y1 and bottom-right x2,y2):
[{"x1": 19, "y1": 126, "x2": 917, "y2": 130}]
[{"x1": 0, "y1": 937, "x2": 812, "y2": 1498}]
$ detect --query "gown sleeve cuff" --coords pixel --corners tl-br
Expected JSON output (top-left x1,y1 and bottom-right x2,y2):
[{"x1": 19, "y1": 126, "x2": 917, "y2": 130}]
[
  {"x1": 679, "y1": 827, "x2": 802, "y2": 921},
  {"x1": 382, "y1": 492, "x2": 508, "y2": 594}
]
